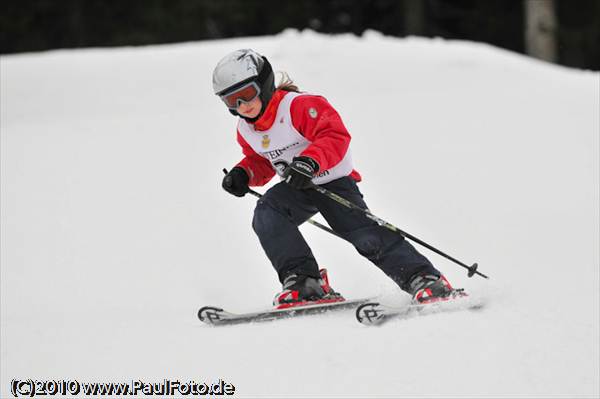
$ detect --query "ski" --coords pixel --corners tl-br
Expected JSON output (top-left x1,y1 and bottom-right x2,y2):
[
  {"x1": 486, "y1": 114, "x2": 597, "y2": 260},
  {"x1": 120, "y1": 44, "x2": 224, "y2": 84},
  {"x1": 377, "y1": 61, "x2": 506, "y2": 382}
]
[
  {"x1": 356, "y1": 293, "x2": 484, "y2": 326},
  {"x1": 198, "y1": 297, "x2": 373, "y2": 326}
]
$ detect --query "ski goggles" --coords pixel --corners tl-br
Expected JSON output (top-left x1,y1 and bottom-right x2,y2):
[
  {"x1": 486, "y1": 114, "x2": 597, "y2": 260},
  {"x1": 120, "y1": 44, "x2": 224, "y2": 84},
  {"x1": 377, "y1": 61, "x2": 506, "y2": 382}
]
[{"x1": 220, "y1": 81, "x2": 261, "y2": 109}]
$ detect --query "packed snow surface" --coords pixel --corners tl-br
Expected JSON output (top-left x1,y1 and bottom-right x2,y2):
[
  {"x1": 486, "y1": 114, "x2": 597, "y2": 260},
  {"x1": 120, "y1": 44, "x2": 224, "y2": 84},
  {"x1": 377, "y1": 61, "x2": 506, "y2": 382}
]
[{"x1": 2, "y1": 30, "x2": 599, "y2": 397}]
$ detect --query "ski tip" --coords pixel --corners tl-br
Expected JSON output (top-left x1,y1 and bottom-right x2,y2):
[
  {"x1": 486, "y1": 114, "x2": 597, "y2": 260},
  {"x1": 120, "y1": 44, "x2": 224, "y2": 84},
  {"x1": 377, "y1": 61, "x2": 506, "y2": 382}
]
[
  {"x1": 198, "y1": 306, "x2": 225, "y2": 325},
  {"x1": 355, "y1": 302, "x2": 386, "y2": 326}
]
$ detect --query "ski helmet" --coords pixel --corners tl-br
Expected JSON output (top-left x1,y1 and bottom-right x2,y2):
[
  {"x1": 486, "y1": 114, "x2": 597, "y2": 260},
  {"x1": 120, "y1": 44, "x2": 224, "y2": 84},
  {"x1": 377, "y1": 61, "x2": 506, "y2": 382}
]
[{"x1": 212, "y1": 49, "x2": 275, "y2": 120}]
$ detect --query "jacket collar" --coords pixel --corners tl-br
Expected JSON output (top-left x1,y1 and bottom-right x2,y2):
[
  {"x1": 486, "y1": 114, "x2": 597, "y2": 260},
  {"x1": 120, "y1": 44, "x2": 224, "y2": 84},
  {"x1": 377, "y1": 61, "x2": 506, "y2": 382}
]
[{"x1": 250, "y1": 89, "x2": 288, "y2": 131}]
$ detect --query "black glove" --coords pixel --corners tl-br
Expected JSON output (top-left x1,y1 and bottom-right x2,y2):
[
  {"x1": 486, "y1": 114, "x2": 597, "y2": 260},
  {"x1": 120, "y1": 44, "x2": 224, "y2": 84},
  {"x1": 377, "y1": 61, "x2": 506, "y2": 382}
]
[
  {"x1": 222, "y1": 167, "x2": 249, "y2": 197},
  {"x1": 282, "y1": 156, "x2": 319, "y2": 190}
]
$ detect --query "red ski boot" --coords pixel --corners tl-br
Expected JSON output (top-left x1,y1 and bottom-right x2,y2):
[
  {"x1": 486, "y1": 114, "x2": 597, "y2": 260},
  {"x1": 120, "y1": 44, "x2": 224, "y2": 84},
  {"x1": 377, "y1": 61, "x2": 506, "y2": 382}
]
[
  {"x1": 409, "y1": 274, "x2": 467, "y2": 304},
  {"x1": 273, "y1": 268, "x2": 345, "y2": 310}
]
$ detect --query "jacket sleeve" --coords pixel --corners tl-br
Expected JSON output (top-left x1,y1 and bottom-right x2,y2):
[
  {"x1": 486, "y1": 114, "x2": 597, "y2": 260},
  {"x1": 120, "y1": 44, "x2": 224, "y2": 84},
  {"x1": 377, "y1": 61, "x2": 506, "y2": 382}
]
[
  {"x1": 290, "y1": 95, "x2": 352, "y2": 172},
  {"x1": 235, "y1": 130, "x2": 276, "y2": 187}
]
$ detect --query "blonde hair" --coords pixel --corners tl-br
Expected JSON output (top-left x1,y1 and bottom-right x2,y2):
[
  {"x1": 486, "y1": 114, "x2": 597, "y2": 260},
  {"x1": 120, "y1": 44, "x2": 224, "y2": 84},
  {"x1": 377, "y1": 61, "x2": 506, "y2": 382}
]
[{"x1": 276, "y1": 71, "x2": 300, "y2": 92}]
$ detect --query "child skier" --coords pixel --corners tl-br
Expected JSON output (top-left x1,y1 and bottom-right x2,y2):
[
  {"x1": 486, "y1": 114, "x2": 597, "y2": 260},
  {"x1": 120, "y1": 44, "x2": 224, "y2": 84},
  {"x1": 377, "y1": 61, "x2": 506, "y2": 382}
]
[{"x1": 213, "y1": 49, "x2": 459, "y2": 306}]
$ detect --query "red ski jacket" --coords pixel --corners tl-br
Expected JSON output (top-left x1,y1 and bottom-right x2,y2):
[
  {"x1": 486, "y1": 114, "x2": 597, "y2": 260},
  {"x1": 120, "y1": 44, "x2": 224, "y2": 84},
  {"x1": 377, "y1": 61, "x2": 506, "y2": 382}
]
[{"x1": 235, "y1": 90, "x2": 362, "y2": 186}]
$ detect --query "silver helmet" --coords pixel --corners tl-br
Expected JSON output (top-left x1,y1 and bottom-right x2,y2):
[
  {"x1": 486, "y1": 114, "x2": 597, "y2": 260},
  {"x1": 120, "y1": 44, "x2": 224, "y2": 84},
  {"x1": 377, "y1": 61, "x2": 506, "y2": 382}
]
[{"x1": 212, "y1": 49, "x2": 275, "y2": 118}]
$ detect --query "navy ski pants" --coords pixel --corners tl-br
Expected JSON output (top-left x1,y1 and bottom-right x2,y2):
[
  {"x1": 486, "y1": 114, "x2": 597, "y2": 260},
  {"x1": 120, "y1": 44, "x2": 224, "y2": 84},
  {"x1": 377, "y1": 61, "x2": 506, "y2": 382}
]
[{"x1": 251, "y1": 176, "x2": 440, "y2": 292}]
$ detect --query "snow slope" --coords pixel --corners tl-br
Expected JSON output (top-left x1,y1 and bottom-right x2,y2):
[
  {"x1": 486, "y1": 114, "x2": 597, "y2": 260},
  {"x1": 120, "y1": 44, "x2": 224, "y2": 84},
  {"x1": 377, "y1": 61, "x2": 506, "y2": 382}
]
[{"x1": 1, "y1": 29, "x2": 599, "y2": 397}]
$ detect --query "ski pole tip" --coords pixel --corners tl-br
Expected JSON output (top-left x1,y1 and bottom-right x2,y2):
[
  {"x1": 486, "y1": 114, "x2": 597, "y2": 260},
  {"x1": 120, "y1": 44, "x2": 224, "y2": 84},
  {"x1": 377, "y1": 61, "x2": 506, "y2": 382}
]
[
  {"x1": 468, "y1": 262, "x2": 490, "y2": 279},
  {"x1": 467, "y1": 263, "x2": 478, "y2": 278}
]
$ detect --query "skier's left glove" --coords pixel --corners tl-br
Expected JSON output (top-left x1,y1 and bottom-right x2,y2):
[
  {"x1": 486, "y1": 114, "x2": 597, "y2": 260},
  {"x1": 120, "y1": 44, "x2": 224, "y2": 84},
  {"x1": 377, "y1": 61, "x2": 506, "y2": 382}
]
[
  {"x1": 283, "y1": 156, "x2": 319, "y2": 190},
  {"x1": 222, "y1": 167, "x2": 250, "y2": 197}
]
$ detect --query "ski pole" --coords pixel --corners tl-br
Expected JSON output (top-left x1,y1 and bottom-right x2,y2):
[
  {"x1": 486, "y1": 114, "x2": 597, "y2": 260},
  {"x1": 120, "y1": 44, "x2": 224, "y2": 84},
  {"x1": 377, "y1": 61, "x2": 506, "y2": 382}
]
[
  {"x1": 222, "y1": 169, "x2": 343, "y2": 238},
  {"x1": 309, "y1": 183, "x2": 489, "y2": 279}
]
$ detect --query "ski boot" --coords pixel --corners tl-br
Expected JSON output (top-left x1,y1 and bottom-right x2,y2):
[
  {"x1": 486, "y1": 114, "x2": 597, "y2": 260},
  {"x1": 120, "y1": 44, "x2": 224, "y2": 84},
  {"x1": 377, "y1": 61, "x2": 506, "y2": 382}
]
[
  {"x1": 408, "y1": 274, "x2": 467, "y2": 304},
  {"x1": 273, "y1": 268, "x2": 345, "y2": 309}
]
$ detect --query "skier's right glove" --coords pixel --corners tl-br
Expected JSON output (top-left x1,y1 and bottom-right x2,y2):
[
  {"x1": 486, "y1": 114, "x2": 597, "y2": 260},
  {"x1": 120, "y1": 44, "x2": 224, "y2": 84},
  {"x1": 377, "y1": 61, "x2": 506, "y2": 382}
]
[
  {"x1": 222, "y1": 167, "x2": 249, "y2": 197},
  {"x1": 283, "y1": 156, "x2": 319, "y2": 190}
]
